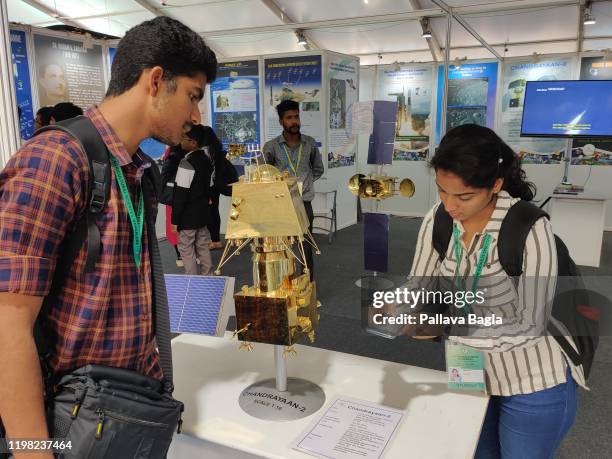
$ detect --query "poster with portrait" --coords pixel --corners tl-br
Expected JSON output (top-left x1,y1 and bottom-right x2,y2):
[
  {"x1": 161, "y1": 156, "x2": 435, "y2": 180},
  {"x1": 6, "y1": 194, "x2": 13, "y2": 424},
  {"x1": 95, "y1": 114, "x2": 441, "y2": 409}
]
[
  {"x1": 572, "y1": 56, "x2": 612, "y2": 166},
  {"x1": 10, "y1": 29, "x2": 35, "y2": 140},
  {"x1": 264, "y1": 55, "x2": 323, "y2": 146},
  {"x1": 33, "y1": 34, "x2": 105, "y2": 110},
  {"x1": 210, "y1": 60, "x2": 260, "y2": 150},
  {"x1": 376, "y1": 65, "x2": 433, "y2": 161},
  {"x1": 436, "y1": 62, "x2": 498, "y2": 143},
  {"x1": 327, "y1": 56, "x2": 358, "y2": 168},
  {"x1": 499, "y1": 58, "x2": 573, "y2": 165}
]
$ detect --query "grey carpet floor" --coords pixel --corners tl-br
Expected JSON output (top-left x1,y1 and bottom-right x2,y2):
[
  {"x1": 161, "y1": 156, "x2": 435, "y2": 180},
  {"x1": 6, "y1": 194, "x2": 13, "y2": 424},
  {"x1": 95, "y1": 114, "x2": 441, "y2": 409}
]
[{"x1": 160, "y1": 216, "x2": 611, "y2": 458}]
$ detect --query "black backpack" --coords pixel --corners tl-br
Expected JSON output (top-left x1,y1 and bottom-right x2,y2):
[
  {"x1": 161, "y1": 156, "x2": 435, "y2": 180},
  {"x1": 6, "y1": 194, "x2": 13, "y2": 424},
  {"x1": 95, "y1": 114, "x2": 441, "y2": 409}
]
[
  {"x1": 432, "y1": 200, "x2": 601, "y2": 379},
  {"x1": 32, "y1": 115, "x2": 174, "y2": 388}
]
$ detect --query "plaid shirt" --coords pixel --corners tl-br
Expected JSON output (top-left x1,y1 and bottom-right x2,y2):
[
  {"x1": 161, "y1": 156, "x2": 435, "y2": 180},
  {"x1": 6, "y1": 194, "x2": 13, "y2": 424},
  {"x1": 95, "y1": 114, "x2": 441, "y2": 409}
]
[{"x1": 0, "y1": 106, "x2": 162, "y2": 379}]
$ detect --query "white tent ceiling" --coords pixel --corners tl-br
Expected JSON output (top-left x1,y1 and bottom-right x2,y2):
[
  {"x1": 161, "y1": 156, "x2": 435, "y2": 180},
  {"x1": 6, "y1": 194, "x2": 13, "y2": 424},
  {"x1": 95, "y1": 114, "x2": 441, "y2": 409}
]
[{"x1": 8, "y1": 0, "x2": 612, "y2": 64}]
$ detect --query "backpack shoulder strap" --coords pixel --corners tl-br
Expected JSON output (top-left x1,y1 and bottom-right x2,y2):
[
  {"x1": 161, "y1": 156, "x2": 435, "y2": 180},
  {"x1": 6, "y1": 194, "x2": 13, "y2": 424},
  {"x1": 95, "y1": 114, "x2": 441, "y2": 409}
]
[
  {"x1": 432, "y1": 203, "x2": 453, "y2": 260},
  {"x1": 498, "y1": 200, "x2": 549, "y2": 277},
  {"x1": 36, "y1": 116, "x2": 111, "y2": 275},
  {"x1": 141, "y1": 157, "x2": 175, "y2": 393},
  {"x1": 35, "y1": 116, "x2": 111, "y2": 391}
]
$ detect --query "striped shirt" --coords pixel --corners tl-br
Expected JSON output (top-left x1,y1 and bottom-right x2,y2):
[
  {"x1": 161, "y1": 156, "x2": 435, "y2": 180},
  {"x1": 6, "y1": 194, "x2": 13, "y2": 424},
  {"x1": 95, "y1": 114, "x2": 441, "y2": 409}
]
[
  {"x1": 0, "y1": 106, "x2": 162, "y2": 380},
  {"x1": 410, "y1": 191, "x2": 586, "y2": 396}
]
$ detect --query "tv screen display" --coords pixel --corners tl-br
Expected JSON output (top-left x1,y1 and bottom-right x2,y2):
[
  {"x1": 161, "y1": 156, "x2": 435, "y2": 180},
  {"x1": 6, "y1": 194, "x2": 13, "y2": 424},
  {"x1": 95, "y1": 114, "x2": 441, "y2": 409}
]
[{"x1": 520, "y1": 80, "x2": 612, "y2": 138}]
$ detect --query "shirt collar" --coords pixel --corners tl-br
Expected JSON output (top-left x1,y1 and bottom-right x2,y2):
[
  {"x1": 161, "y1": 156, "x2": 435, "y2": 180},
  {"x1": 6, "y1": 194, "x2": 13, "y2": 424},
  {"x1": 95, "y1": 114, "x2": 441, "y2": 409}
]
[
  {"x1": 277, "y1": 133, "x2": 304, "y2": 147},
  {"x1": 84, "y1": 105, "x2": 136, "y2": 167}
]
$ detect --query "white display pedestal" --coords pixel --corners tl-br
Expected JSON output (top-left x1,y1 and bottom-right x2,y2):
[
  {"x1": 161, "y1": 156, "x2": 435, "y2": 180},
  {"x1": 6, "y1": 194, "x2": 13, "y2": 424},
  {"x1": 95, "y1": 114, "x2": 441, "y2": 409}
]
[
  {"x1": 168, "y1": 333, "x2": 489, "y2": 459},
  {"x1": 549, "y1": 193, "x2": 607, "y2": 267}
]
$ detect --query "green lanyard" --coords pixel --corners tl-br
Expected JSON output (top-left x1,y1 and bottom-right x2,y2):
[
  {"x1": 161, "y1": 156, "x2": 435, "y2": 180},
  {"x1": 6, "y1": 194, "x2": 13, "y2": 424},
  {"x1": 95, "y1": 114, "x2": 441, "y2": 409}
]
[
  {"x1": 282, "y1": 143, "x2": 302, "y2": 176},
  {"x1": 453, "y1": 224, "x2": 492, "y2": 314},
  {"x1": 110, "y1": 156, "x2": 144, "y2": 270}
]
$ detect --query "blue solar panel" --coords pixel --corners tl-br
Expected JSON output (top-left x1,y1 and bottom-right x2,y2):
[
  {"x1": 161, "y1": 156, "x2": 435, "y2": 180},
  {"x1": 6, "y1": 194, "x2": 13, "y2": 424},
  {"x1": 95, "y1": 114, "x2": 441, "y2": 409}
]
[{"x1": 165, "y1": 275, "x2": 230, "y2": 335}]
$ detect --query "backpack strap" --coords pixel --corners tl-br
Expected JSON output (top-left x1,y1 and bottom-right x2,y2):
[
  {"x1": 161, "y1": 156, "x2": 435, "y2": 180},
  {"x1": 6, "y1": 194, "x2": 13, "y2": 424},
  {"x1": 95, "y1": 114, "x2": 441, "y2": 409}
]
[
  {"x1": 35, "y1": 117, "x2": 111, "y2": 393},
  {"x1": 35, "y1": 118, "x2": 175, "y2": 393},
  {"x1": 497, "y1": 200, "x2": 548, "y2": 277},
  {"x1": 432, "y1": 203, "x2": 453, "y2": 261},
  {"x1": 141, "y1": 158, "x2": 174, "y2": 393},
  {"x1": 36, "y1": 116, "x2": 111, "y2": 275}
]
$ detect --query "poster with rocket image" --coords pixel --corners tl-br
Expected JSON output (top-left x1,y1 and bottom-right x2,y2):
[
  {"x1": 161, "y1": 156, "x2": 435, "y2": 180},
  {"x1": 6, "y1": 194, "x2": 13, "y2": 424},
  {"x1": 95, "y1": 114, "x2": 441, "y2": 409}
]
[
  {"x1": 376, "y1": 65, "x2": 433, "y2": 161},
  {"x1": 264, "y1": 55, "x2": 323, "y2": 147},
  {"x1": 328, "y1": 56, "x2": 359, "y2": 168}
]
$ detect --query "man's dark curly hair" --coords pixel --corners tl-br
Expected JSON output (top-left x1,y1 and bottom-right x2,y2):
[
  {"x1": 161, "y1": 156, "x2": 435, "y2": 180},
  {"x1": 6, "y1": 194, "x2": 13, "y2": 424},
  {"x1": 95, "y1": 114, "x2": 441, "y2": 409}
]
[{"x1": 106, "y1": 16, "x2": 217, "y2": 97}]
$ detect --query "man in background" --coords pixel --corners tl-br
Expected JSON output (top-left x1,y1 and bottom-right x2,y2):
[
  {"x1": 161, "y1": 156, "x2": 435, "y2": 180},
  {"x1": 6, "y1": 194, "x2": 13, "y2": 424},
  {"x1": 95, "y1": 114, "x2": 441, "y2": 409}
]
[
  {"x1": 172, "y1": 125, "x2": 215, "y2": 276},
  {"x1": 262, "y1": 100, "x2": 324, "y2": 280}
]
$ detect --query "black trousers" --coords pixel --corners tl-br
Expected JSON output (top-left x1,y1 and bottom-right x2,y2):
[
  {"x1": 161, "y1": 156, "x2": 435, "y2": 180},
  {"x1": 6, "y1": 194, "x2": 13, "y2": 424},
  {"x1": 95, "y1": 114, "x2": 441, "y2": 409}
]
[
  {"x1": 303, "y1": 200, "x2": 314, "y2": 280},
  {"x1": 209, "y1": 193, "x2": 221, "y2": 242}
]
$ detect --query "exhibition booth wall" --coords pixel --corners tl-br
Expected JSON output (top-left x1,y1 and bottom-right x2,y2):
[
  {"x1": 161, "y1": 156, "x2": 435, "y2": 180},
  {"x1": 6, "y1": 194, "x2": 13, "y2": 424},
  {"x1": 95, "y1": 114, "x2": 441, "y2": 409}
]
[
  {"x1": 358, "y1": 53, "x2": 612, "y2": 230},
  {"x1": 4, "y1": 22, "x2": 612, "y2": 230}
]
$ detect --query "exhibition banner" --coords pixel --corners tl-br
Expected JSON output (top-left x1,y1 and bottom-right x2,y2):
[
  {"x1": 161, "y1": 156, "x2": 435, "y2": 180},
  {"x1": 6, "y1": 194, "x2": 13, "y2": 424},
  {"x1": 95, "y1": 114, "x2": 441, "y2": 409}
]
[
  {"x1": 33, "y1": 34, "x2": 105, "y2": 109},
  {"x1": 264, "y1": 55, "x2": 323, "y2": 147},
  {"x1": 376, "y1": 65, "x2": 433, "y2": 161},
  {"x1": 572, "y1": 57, "x2": 612, "y2": 166},
  {"x1": 327, "y1": 56, "x2": 358, "y2": 168},
  {"x1": 436, "y1": 62, "x2": 498, "y2": 143},
  {"x1": 210, "y1": 60, "x2": 261, "y2": 150},
  {"x1": 10, "y1": 29, "x2": 35, "y2": 140},
  {"x1": 499, "y1": 58, "x2": 573, "y2": 165}
]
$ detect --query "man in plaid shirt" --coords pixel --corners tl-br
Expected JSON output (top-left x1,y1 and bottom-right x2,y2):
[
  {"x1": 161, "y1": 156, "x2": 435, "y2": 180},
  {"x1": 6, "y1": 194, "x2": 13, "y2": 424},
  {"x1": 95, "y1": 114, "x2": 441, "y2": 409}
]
[{"x1": 0, "y1": 17, "x2": 216, "y2": 457}]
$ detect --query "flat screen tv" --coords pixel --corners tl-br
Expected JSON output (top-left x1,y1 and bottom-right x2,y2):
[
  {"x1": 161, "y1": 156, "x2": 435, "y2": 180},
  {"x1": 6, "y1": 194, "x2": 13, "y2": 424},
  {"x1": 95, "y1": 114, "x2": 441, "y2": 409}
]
[{"x1": 520, "y1": 80, "x2": 612, "y2": 138}]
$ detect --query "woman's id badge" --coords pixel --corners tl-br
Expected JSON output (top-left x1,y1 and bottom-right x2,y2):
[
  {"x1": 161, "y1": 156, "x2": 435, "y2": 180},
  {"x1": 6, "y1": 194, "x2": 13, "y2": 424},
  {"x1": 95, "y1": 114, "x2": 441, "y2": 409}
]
[{"x1": 445, "y1": 341, "x2": 485, "y2": 392}]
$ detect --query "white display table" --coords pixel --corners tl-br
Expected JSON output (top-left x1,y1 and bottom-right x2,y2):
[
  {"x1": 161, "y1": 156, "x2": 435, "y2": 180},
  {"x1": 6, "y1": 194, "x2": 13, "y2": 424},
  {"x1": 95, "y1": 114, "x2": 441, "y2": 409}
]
[
  {"x1": 549, "y1": 193, "x2": 607, "y2": 267},
  {"x1": 168, "y1": 333, "x2": 489, "y2": 459}
]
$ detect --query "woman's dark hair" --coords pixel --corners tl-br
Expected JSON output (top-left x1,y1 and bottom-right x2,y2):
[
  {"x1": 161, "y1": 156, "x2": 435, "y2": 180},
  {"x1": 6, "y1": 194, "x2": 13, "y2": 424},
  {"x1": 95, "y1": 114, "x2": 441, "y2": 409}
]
[
  {"x1": 106, "y1": 17, "x2": 217, "y2": 97},
  {"x1": 430, "y1": 124, "x2": 536, "y2": 201}
]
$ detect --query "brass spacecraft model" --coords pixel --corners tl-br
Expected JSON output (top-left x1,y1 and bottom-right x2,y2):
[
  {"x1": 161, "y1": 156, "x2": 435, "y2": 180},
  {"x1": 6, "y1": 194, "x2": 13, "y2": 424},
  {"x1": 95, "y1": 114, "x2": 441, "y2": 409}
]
[
  {"x1": 215, "y1": 158, "x2": 321, "y2": 349},
  {"x1": 348, "y1": 173, "x2": 415, "y2": 200}
]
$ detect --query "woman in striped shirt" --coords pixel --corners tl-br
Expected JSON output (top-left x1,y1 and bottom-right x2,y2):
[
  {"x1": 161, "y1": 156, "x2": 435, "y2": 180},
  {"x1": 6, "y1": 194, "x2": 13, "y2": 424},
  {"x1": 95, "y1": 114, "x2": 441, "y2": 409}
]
[{"x1": 408, "y1": 124, "x2": 583, "y2": 458}]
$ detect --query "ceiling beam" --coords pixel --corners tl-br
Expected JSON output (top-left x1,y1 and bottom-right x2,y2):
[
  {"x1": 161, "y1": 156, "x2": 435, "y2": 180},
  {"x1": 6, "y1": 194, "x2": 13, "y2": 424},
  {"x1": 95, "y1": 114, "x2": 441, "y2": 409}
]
[
  {"x1": 259, "y1": 0, "x2": 321, "y2": 50},
  {"x1": 21, "y1": 0, "x2": 83, "y2": 29},
  {"x1": 199, "y1": 8, "x2": 443, "y2": 37},
  {"x1": 409, "y1": 0, "x2": 443, "y2": 61},
  {"x1": 453, "y1": 0, "x2": 579, "y2": 16},
  {"x1": 199, "y1": 1, "x2": 583, "y2": 39},
  {"x1": 132, "y1": 0, "x2": 163, "y2": 17},
  {"x1": 578, "y1": 1, "x2": 586, "y2": 52},
  {"x1": 355, "y1": 34, "x2": 612, "y2": 58},
  {"x1": 432, "y1": 0, "x2": 504, "y2": 61},
  {"x1": 131, "y1": 0, "x2": 225, "y2": 58}
]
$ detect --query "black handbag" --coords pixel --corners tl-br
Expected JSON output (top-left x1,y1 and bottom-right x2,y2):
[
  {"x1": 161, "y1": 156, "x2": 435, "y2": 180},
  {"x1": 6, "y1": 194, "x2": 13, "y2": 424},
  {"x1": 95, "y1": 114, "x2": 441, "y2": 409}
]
[{"x1": 46, "y1": 365, "x2": 183, "y2": 459}]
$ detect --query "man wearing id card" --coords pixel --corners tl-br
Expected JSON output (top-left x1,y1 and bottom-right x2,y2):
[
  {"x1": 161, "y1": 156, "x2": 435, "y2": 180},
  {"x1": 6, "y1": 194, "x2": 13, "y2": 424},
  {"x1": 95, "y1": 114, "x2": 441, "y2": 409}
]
[{"x1": 263, "y1": 100, "x2": 324, "y2": 280}]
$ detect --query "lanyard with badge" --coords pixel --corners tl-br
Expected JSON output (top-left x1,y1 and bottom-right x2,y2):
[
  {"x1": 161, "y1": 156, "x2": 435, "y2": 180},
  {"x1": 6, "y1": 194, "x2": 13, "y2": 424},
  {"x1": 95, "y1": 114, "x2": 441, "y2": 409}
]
[
  {"x1": 446, "y1": 224, "x2": 492, "y2": 392},
  {"x1": 110, "y1": 156, "x2": 144, "y2": 270},
  {"x1": 282, "y1": 143, "x2": 304, "y2": 195}
]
